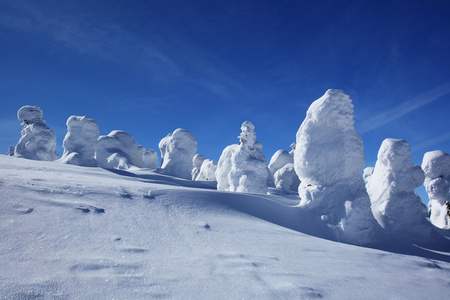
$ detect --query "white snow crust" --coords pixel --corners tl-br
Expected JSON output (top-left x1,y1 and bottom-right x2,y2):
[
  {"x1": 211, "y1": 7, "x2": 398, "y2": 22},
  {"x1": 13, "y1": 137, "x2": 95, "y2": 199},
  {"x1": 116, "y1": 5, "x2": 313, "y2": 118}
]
[
  {"x1": 366, "y1": 138, "x2": 434, "y2": 241},
  {"x1": 195, "y1": 159, "x2": 218, "y2": 181},
  {"x1": 422, "y1": 150, "x2": 450, "y2": 229},
  {"x1": 294, "y1": 90, "x2": 381, "y2": 246},
  {"x1": 95, "y1": 130, "x2": 157, "y2": 170},
  {"x1": 1, "y1": 155, "x2": 450, "y2": 299},
  {"x1": 216, "y1": 121, "x2": 270, "y2": 194},
  {"x1": 14, "y1": 105, "x2": 60, "y2": 161},
  {"x1": 159, "y1": 128, "x2": 197, "y2": 180},
  {"x1": 58, "y1": 116, "x2": 99, "y2": 167}
]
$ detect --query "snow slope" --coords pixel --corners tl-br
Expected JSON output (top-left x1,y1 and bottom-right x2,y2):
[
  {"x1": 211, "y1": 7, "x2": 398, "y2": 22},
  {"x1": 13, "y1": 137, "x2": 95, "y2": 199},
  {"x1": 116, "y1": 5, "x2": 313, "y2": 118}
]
[{"x1": 1, "y1": 155, "x2": 450, "y2": 299}]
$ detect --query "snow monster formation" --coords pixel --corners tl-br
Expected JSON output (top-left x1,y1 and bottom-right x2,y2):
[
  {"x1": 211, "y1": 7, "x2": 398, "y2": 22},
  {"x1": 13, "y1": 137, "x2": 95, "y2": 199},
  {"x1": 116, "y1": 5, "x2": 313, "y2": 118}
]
[
  {"x1": 216, "y1": 121, "x2": 270, "y2": 194},
  {"x1": 96, "y1": 130, "x2": 157, "y2": 170},
  {"x1": 191, "y1": 154, "x2": 206, "y2": 180},
  {"x1": 14, "y1": 105, "x2": 59, "y2": 161},
  {"x1": 273, "y1": 163, "x2": 300, "y2": 192},
  {"x1": 159, "y1": 128, "x2": 197, "y2": 180},
  {"x1": 268, "y1": 150, "x2": 294, "y2": 177},
  {"x1": 294, "y1": 89, "x2": 380, "y2": 246},
  {"x1": 422, "y1": 150, "x2": 450, "y2": 229},
  {"x1": 269, "y1": 149, "x2": 299, "y2": 191},
  {"x1": 365, "y1": 139, "x2": 434, "y2": 242},
  {"x1": 196, "y1": 159, "x2": 218, "y2": 181},
  {"x1": 58, "y1": 116, "x2": 99, "y2": 167}
]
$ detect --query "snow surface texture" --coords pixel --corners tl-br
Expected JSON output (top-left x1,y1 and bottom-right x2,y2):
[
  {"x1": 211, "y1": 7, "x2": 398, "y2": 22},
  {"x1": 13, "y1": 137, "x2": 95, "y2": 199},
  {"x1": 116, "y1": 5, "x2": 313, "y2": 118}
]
[
  {"x1": 216, "y1": 121, "x2": 270, "y2": 194},
  {"x1": 1, "y1": 155, "x2": 450, "y2": 299},
  {"x1": 274, "y1": 163, "x2": 301, "y2": 191},
  {"x1": 422, "y1": 150, "x2": 450, "y2": 229},
  {"x1": 294, "y1": 89, "x2": 381, "y2": 246},
  {"x1": 58, "y1": 116, "x2": 99, "y2": 167},
  {"x1": 196, "y1": 159, "x2": 218, "y2": 181},
  {"x1": 159, "y1": 129, "x2": 197, "y2": 180},
  {"x1": 366, "y1": 138, "x2": 434, "y2": 242},
  {"x1": 95, "y1": 130, "x2": 157, "y2": 170},
  {"x1": 14, "y1": 105, "x2": 59, "y2": 161},
  {"x1": 191, "y1": 154, "x2": 206, "y2": 180}
]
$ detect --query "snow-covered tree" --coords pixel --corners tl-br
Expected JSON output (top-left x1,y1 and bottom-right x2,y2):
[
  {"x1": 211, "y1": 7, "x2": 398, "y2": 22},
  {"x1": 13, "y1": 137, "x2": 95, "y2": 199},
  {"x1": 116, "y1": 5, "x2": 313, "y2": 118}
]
[
  {"x1": 294, "y1": 89, "x2": 380, "y2": 246},
  {"x1": 366, "y1": 138, "x2": 434, "y2": 241},
  {"x1": 158, "y1": 128, "x2": 197, "y2": 179},
  {"x1": 273, "y1": 163, "x2": 300, "y2": 191},
  {"x1": 196, "y1": 159, "x2": 218, "y2": 181},
  {"x1": 58, "y1": 116, "x2": 99, "y2": 167},
  {"x1": 422, "y1": 150, "x2": 450, "y2": 229},
  {"x1": 8, "y1": 147, "x2": 14, "y2": 156},
  {"x1": 95, "y1": 130, "x2": 157, "y2": 170},
  {"x1": 216, "y1": 121, "x2": 270, "y2": 194},
  {"x1": 268, "y1": 150, "x2": 294, "y2": 177},
  {"x1": 14, "y1": 105, "x2": 59, "y2": 161},
  {"x1": 192, "y1": 154, "x2": 206, "y2": 180}
]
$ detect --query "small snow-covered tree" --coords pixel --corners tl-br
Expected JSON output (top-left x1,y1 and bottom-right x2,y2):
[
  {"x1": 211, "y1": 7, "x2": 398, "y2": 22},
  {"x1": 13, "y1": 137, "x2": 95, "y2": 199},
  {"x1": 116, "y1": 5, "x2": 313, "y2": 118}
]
[
  {"x1": 158, "y1": 128, "x2": 197, "y2": 179},
  {"x1": 196, "y1": 159, "x2": 218, "y2": 181},
  {"x1": 366, "y1": 138, "x2": 434, "y2": 242},
  {"x1": 422, "y1": 150, "x2": 450, "y2": 229},
  {"x1": 95, "y1": 130, "x2": 157, "y2": 170},
  {"x1": 268, "y1": 150, "x2": 294, "y2": 178},
  {"x1": 216, "y1": 121, "x2": 270, "y2": 194},
  {"x1": 58, "y1": 116, "x2": 99, "y2": 167},
  {"x1": 294, "y1": 89, "x2": 381, "y2": 246},
  {"x1": 14, "y1": 105, "x2": 59, "y2": 161},
  {"x1": 274, "y1": 163, "x2": 300, "y2": 191},
  {"x1": 192, "y1": 154, "x2": 206, "y2": 180}
]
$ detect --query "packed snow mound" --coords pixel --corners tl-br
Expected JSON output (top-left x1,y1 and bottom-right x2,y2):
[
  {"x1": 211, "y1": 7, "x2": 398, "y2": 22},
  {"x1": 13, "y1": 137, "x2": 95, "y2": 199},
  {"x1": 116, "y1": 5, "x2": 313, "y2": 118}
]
[
  {"x1": 95, "y1": 130, "x2": 157, "y2": 170},
  {"x1": 58, "y1": 116, "x2": 99, "y2": 167},
  {"x1": 422, "y1": 150, "x2": 450, "y2": 229},
  {"x1": 196, "y1": 159, "x2": 218, "y2": 181},
  {"x1": 191, "y1": 154, "x2": 206, "y2": 180},
  {"x1": 159, "y1": 128, "x2": 197, "y2": 180},
  {"x1": 274, "y1": 163, "x2": 300, "y2": 191},
  {"x1": 268, "y1": 150, "x2": 294, "y2": 177},
  {"x1": 294, "y1": 90, "x2": 380, "y2": 246},
  {"x1": 14, "y1": 105, "x2": 59, "y2": 161},
  {"x1": 216, "y1": 121, "x2": 270, "y2": 194},
  {"x1": 366, "y1": 139, "x2": 434, "y2": 241}
]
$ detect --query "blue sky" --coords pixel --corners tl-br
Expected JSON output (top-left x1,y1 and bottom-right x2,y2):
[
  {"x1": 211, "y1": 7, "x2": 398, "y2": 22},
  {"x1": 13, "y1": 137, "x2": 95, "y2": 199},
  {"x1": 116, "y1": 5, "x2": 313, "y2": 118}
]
[{"x1": 1, "y1": 0, "x2": 449, "y2": 199}]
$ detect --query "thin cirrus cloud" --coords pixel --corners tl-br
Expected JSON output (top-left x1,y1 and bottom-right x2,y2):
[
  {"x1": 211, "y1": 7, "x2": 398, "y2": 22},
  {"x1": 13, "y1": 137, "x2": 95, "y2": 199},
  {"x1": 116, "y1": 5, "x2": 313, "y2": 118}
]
[
  {"x1": 411, "y1": 132, "x2": 450, "y2": 153},
  {"x1": 0, "y1": 1, "x2": 247, "y2": 99},
  {"x1": 358, "y1": 82, "x2": 450, "y2": 134}
]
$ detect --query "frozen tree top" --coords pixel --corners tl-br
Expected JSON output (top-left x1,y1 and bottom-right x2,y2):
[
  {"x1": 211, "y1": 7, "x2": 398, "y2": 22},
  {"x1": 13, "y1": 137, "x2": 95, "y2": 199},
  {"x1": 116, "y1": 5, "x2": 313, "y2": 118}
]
[
  {"x1": 295, "y1": 89, "x2": 365, "y2": 186},
  {"x1": 17, "y1": 105, "x2": 44, "y2": 124},
  {"x1": 238, "y1": 121, "x2": 257, "y2": 149},
  {"x1": 422, "y1": 150, "x2": 450, "y2": 184}
]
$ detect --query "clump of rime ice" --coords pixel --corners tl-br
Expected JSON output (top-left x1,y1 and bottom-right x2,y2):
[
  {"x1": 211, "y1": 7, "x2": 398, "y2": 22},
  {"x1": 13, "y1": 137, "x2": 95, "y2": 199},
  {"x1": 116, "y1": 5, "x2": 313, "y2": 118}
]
[
  {"x1": 159, "y1": 129, "x2": 197, "y2": 180},
  {"x1": 216, "y1": 121, "x2": 269, "y2": 194},
  {"x1": 14, "y1": 105, "x2": 59, "y2": 161},
  {"x1": 366, "y1": 138, "x2": 434, "y2": 241},
  {"x1": 294, "y1": 89, "x2": 380, "y2": 246},
  {"x1": 191, "y1": 154, "x2": 206, "y2": 180},
  {"x1": 422, "y1": 150, "x2": 450, "y2": 229},
  {"x1": 58, "y1": 116, "x2": 99, "y2": 167},
  {"x1": 268, "y1": 150, "x2": 294, "y2": 177},
  {"x1": 268, "y1": 149, "x2": 299, "y2": 191},
  {"x1": 95, "y1": 130, "x2": 157, "y2": 170},
  {"x1": 196, "y1": 159, "x2": 218, "y2": 181},
  {"x1": 274, "y1": 163, "x2": 300, "y2": 191}
]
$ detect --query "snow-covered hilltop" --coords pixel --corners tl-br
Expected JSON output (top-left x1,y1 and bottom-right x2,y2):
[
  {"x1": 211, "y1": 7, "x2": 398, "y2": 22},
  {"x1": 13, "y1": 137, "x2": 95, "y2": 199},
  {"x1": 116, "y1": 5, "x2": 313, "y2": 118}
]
[
  {"x1": 7, "y1": 90, "x2": 450, "y2": 248},
  {"x1": 3, "y1": 92, "x2": 450, "y2": 298}
]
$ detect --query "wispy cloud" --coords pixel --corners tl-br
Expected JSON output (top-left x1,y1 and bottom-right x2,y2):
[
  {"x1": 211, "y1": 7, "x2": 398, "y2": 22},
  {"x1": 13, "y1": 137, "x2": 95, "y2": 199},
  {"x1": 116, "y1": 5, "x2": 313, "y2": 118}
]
[
  {"x1": 359, "y1": 82, "x2": 450, "y2": 134},
  {"x1": 0, "y1": 1, "x2": 249, "y2": 99},
  {"x1": 411, "y1": 131, "x2": 450, "y2": 153}
]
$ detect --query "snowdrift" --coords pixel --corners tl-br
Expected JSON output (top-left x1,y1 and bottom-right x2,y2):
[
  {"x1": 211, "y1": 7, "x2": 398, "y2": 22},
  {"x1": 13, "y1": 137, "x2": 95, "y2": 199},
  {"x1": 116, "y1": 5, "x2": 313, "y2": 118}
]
[{"x1": 1, "y1": 155, "x2": 450, "y2": 299}]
